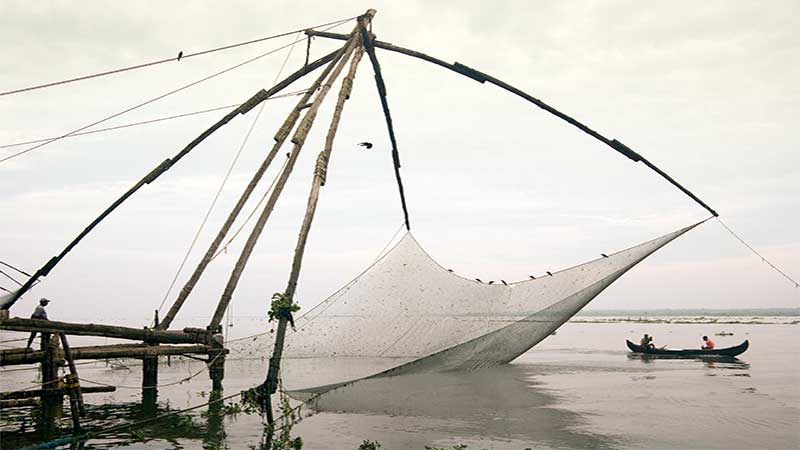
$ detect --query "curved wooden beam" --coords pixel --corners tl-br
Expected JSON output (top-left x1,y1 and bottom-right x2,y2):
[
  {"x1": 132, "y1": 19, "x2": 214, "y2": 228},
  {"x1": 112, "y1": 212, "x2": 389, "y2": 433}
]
[{"x1": 306, "y1": 30, "x2": 718, "y2": 218}]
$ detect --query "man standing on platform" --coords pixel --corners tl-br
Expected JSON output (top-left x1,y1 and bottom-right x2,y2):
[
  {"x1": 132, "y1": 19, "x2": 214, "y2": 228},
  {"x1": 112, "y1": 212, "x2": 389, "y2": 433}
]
[{"x1": 25, "y1": 298, "x2": 50, "y2": 349}]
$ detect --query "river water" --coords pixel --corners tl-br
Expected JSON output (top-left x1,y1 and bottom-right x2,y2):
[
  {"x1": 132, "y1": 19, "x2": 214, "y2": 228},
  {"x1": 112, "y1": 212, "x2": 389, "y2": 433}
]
[{"x1": 1, "y1": 318, "x2": 798, "y2": 449}]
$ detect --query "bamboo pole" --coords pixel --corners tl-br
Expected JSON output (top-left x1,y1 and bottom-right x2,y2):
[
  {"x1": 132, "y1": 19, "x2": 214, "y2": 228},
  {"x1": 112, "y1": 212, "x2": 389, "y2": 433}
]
[
  {"x1": 157, "y1": 53, "x2": 344, "y2": 331},
  {"x1": 0, "y1": 318, "x2": 209, "y2": 345},
  {"x1": 40, "y1": 333, "x2": 61, "y2": 427},
  {"x1": 0, "y1": 398, "x2": 39, "y2": 408},
  {"x1": 0, "y1": 386, "x2": 115, "y2": 401},
  {"x1": 261, "y1": 32, "x2": 368, "y2": 427},
  {"x1": 207, "y1": 23, "x2": 364, "y2": 331},
  {"x1": 1, "y1": 343, "x2": 211, "y2": 366},
  {"x1": 306, "y1": 29, "x2": 719, "y2": 218},
  {"x1": 58, "y1": 333, "x2": 85, "y2": 417}
]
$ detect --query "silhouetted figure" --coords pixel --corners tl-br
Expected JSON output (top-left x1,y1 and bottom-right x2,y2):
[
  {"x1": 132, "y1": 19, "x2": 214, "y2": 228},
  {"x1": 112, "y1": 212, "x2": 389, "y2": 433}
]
[
  {"x1": 601, "y1": 253, "x2": 609, "y2": 258},
  {"x1": 177, "y1": 51, "x2": 183, "y2": 61},
  {"x1": 26, "y1": 298, "x2": 50, "y2": 349},
  {"x1": 546, "y1": 271, "x2": 553, "y2": 276},
  {"x1": 358, "y1": 142, "x2": 373, "y2": 149}
]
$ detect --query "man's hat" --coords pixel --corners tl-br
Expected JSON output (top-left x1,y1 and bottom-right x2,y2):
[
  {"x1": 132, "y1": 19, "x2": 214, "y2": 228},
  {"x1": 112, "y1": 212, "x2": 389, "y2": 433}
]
[{"x1": 39, "y1": 298, "x2": 50, "y2": 305}]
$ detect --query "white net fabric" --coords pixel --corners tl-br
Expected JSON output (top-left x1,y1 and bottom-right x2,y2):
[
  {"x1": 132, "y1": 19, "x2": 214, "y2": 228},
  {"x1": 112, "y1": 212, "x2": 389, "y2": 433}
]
[{"x1": 229, "y1": 221, "x2": 701, "y2": 389}]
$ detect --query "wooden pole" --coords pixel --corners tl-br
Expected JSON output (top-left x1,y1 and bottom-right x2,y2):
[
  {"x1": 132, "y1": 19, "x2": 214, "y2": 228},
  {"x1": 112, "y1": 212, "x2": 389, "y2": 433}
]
[
  {"x1": 143, "y1": 310, "x2": 159, "y2": 400},
  {"x1": 0, "y1": 385, "x2": 115, "y2": 401},
  {"x1": 59, "y1": 332, "x2": 85, "y2": 431},
  {"x1": 39, "y1": 333, "x2": 61, "y2": 435},
  {"x1": 306, "y1": 29, "x2": 719, "y2": 218},
  {"x1": 0, "y1": 398, "x2": 39, "y2": 408},
  {"x1": 1, "y1": 343, "x2": 212, "y2": 366},
  {"x1": 208, "y1": 333, "x2": 225, "y2": 391},
  {"x1": 157, "y1": 51, "x2": 344, "y2": 331},
  {"x1": 207, "y1": 24, "x2": 364, "y2": 331},
  {"x1": 0, "y1": 318, "x2": 209, "y2": 344},
  {"x1": 261, "y1": 28, "x2": 368, "y2": 426}
]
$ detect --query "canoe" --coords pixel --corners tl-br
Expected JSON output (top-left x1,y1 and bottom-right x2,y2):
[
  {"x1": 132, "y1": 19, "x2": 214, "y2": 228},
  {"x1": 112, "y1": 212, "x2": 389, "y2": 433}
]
[{"x1": 626, "y1": 339, "x2": 749, "y2": 357}]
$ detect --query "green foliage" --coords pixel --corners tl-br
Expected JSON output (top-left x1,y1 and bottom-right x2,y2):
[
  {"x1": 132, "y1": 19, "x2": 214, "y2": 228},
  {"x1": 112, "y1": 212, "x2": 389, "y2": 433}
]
[
  {"x1": 268, "y1": 292, "x2": 300, "y2": 323},
  {"x1": 130, "y1": 429, "x2": 147, "y2": 442},
  {"x1": 358, "y1": 440, "x2": 383, "y2": 450}
]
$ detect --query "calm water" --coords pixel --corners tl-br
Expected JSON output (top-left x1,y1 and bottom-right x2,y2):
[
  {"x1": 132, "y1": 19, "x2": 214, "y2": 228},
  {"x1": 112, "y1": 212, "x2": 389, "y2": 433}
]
[{"x1": 1, "y1": 320, "x2": 798, "y2": 449}]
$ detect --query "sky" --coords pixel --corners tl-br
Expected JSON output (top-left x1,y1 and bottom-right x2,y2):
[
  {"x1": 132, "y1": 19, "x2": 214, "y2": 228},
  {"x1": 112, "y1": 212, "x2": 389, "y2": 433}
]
[{"x1": 0, "y1": 1, "x2": 797, "y2": 327}]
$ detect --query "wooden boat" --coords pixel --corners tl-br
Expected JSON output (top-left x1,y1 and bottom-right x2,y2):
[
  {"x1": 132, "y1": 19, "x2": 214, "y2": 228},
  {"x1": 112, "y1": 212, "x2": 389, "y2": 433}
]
[{"x1": 626, "y1": 339, "x2": 749, "y2": 357}]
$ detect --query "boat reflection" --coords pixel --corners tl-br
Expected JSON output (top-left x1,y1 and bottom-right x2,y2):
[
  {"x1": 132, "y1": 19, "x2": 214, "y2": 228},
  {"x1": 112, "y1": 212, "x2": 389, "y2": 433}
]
[{"x1": 626, "y1": 353, "x2": 750, "y2": 369}]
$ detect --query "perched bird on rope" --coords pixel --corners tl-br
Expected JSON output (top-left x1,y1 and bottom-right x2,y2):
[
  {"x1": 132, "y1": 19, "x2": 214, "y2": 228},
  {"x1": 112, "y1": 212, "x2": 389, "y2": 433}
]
[
  {"x1": 601, "y1": 253, "x2": 609, "y2": 258},
  {"x1": 501, "y1": 280, "x2": 508, "y2": 285},
  {"x1": 357, "y1": 142, "x2": 373, "y2": 149},
  {"x1": 488, "y1": 281, "x2": 494, "y2": 285},
  {"x1": 177, "y1": 51, "x2": 183, "y2": 61},
  {"x1": 546, "y1": 271, "x2": 553, "y2": 276},
  {"x1": 447, "y1": 269, "x2": 454, "y2": 272},
  {"x1": 529, "y1": 275, "x2": 536, "y2": 280},
  {"x1": 475, "y1": 278, "x2": 483, "y2": 283}
]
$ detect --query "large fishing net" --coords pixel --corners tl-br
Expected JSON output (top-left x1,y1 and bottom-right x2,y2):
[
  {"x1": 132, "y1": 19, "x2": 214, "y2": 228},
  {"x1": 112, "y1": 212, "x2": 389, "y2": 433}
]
[{"x1": 229, "y1": 221, "x2": 701, "y2": 391}]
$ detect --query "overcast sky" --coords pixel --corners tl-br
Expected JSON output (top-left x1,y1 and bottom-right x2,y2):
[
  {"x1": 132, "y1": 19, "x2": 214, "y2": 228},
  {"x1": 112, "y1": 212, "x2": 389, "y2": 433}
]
[{"x1": 0, "y1": 1, "x2": 797, "y2": 327}]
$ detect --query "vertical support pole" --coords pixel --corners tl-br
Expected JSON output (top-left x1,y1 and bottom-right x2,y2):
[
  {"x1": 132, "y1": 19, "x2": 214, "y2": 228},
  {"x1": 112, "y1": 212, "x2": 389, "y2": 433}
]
[
  {"x1": 208, "y1": 332, "x2": 225, "y2": 391},
  {"x1": 59, "y1": 333, "x2": 83, "y2": 433},
  {"x1": 39, "y1": 333, "x2": 61, "y2": 436},
  {"x1": 142, "y1": 310, "x2": 159, "y2": 407}
]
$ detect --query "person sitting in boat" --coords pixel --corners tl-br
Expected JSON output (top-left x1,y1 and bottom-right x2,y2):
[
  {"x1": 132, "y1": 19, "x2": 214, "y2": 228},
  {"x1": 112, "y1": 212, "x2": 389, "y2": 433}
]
[
  {"x1": 701, "y1": 335, "x2": 715, "y2": 350},
  {"x1": 25, "y1": 298, "x2": 50, "y2": 349},
  {"x1": 640, "y1": 334, "x2": 655, "y2": 349}
]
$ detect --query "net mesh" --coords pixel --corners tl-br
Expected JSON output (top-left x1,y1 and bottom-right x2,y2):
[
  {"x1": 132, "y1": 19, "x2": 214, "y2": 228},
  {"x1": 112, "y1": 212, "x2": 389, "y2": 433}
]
[{"x1": 229, "y1": 221, "x2": 701, "y2": 389}]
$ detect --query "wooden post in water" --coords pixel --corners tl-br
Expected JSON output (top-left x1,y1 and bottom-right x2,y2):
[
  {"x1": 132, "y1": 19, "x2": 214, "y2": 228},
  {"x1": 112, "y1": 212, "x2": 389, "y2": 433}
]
[
  {"x1": 142, "y1": 311, "x2": 159, "y2": 405},
  {"x1": 39, "y1": 333, "x2": 62, "y2": 436},
  {"x1": 59, "y1": 333, "x2": 84, "y2": 432},
  {"x1": 208, "y1": 332, "x2": 225, "y2": 391}
]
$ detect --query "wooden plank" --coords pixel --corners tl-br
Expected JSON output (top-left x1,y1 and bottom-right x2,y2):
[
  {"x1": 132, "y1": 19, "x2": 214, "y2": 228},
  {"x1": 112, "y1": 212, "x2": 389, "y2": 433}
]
[
  {"x1": 0, "y1": 386, "x2": 115, "y2": 400},
  {"x1": 1, "y1": 343, "x2": 212, "y2": 366},
  {"x1": 0, "y1": 318, "x2": 208, "y2": 344}
]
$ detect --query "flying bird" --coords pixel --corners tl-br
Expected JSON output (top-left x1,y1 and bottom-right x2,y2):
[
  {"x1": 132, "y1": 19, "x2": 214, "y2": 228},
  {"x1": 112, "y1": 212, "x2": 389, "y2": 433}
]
[
  {"x1": 357, "y1": 142, "x2": 373, "y2": 149},
  {"x1": 546, "y1": 271, "x2": 553, "y2": 276},
  {"x1": 501, "y1": 280, "x2": 508, "y2": 285},
  {"x1": 601, "y1": 253, "x2": 609, "y2": 258},
  {"x1": 177, "y1": 51, "x2": 183, "y2": 61}
]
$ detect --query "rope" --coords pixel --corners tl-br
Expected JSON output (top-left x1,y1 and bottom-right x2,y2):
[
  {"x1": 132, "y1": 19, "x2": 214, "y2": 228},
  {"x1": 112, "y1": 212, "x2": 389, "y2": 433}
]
[
  {"x1": 0, "y1": 269, "x2": 23, "y2": 286},
  {"x1": 0, "y1": 260, "x2": 33, "y2": 277},
  {"x1": 155, "y1": 32, "x2": 303, "y2": 319},
  {"x1": 210, "y1": 156, "x2": 291, "y2": 261},
  {"x1": 0, "y1": 16, "x2": 357, "y2": 97},
  {"x1": 78, "y1": 349, "x2": 225, "y2": 390},
  {"x1": 0, "y1": 90, "x2": 309, "y2": 150},
  {"x1": 716, "y1": 217, "x2": 799, "y2": 288},
  {"x1": 0, "y1": 20, "x2": 352, "y2": 165}
]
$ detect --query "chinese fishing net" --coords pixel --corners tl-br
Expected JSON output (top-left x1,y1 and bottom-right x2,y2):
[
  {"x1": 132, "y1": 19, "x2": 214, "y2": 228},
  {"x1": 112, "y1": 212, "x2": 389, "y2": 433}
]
[{"x1": 228, "y1": 221, "x2": 703, "y2": 393}]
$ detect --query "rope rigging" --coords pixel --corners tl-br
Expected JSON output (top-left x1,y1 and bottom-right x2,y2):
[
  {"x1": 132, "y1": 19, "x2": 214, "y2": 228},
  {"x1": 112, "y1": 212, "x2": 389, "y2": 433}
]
[
  {"x1": 156, "y1": 32, "x2": 305, "y2": 319},
  {"x1": 0, "y1": 89, "x2": 308, "y2": 150},
  {"x1": 0, "y1": 16, "x2": 357, "y2": 98},
  {"x1": 716, "y1": 218, "x2": 799, "y2": 288},
  {"x1": 2, "y1": 45, "x2": 348, "y2": 311},
  {"x1": 0, "y1": 20, "x2": 352, "y2": 166}
]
